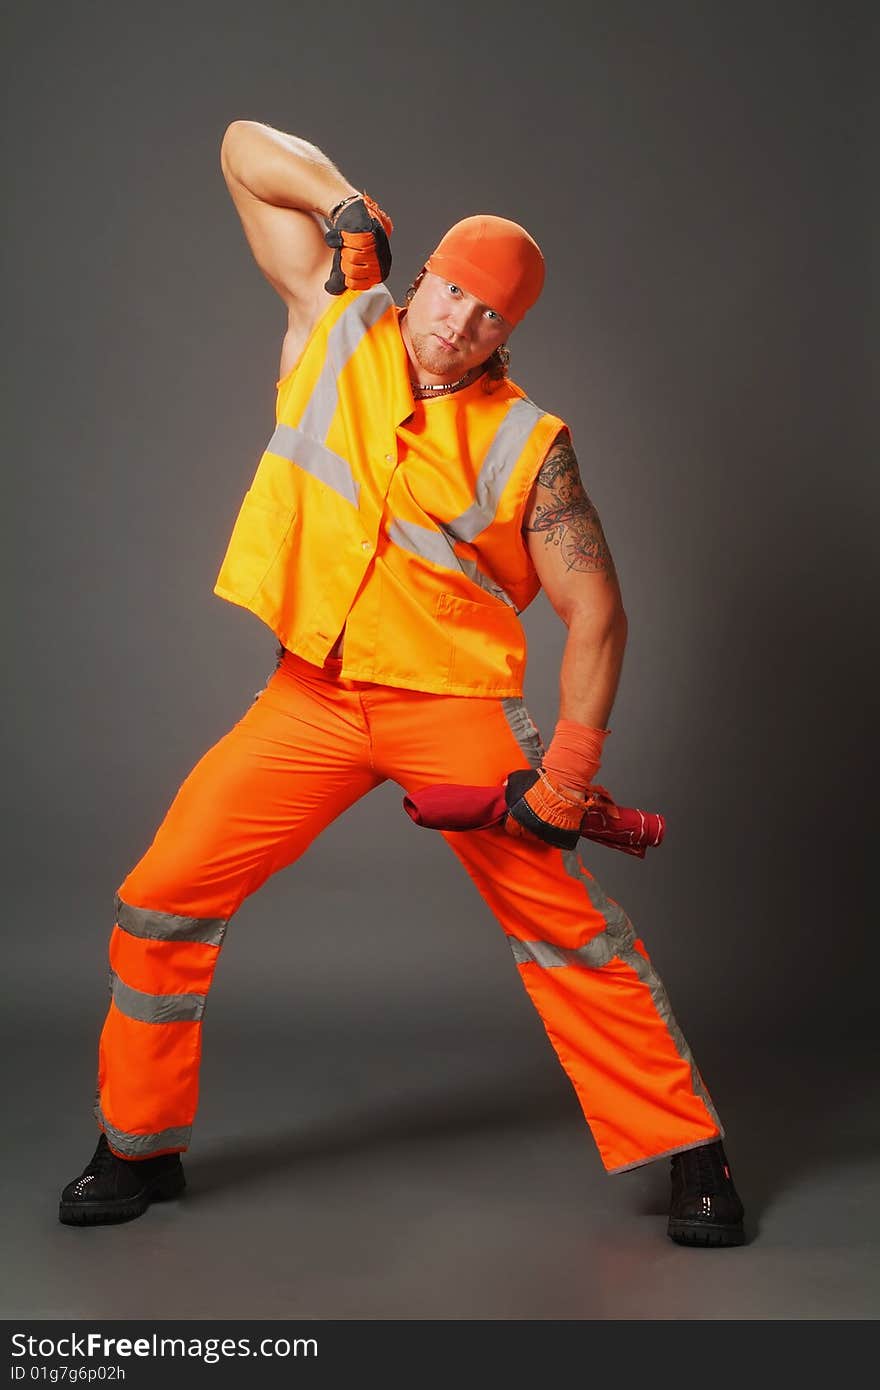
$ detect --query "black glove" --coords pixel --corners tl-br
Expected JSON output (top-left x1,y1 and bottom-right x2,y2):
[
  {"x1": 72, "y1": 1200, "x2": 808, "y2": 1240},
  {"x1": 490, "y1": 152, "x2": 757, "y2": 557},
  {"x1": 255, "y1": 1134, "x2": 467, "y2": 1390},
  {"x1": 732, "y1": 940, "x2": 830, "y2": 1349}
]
[
  {"x1": 324, "y1": 192, "x2": 393, "y2": 294},
  {"x1": 504, "y1": 768, "x2": 583, "y2": 850}
]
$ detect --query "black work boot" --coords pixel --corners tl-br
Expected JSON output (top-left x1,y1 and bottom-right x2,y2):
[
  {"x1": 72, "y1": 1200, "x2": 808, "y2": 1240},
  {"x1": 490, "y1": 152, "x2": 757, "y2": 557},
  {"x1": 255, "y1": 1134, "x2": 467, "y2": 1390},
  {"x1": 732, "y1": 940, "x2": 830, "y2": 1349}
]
[
  {"x1": 667, "y1": 1139, "x2": 745, "y2": 1247},
  {"x1": 59, "y1": 1132, "x2": 186, "y2": 1226}
]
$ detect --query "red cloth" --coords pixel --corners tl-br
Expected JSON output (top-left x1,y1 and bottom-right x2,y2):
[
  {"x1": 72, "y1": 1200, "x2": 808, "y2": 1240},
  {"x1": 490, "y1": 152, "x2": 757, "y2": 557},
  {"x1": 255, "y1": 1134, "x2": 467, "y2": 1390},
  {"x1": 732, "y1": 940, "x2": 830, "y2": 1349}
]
[{"x1": 402, "y1": 783, "x2": 664, "y2": 858}]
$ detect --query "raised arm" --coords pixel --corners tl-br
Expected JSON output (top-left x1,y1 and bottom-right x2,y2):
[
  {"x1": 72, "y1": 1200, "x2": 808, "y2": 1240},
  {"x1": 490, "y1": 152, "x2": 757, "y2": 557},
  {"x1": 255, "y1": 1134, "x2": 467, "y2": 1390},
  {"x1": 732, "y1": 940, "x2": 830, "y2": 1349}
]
[
  {"x1": 219, "y1": 120, "x2": 367, "y2": 354},
  {"x1": 523, "y1": 430, "x2": 628, "y2": 730}
]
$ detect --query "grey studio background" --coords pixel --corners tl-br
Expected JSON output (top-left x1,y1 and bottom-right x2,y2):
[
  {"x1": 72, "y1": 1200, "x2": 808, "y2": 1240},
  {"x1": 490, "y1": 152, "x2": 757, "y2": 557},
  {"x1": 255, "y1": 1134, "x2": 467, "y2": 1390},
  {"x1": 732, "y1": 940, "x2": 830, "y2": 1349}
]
[{"x1": 3, "y1": 0, "x2": 877, "y2": 1323}]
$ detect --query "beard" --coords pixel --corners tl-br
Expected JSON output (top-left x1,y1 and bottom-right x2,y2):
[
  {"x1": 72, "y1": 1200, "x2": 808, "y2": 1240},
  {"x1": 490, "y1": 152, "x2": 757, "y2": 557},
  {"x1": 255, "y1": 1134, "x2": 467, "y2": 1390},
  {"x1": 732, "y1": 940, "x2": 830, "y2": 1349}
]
[{"x1": 407, "y1": 325, "x2": 469, "y2": 380}]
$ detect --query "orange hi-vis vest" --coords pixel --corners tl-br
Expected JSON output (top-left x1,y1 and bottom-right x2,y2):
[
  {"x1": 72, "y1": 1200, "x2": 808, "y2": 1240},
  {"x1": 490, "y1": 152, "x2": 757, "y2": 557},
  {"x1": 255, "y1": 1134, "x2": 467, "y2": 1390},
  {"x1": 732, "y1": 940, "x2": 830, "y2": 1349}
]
[{"x1": 214, "y1": 285, "x2": 566, "y2": 696}]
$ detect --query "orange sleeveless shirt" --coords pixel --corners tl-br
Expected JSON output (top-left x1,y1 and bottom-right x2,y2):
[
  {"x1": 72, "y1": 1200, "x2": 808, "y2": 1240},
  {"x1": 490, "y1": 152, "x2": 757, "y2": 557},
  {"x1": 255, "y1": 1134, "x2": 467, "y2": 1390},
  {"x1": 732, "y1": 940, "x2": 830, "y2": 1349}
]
[{"x1": 214, "y1": 286, "x2": 565, "y2": 696}]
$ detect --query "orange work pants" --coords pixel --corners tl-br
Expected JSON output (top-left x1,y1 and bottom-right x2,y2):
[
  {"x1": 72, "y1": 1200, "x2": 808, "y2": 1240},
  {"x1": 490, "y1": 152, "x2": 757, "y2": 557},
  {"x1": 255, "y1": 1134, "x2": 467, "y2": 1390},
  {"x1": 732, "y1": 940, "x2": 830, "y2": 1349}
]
[{"x1": 97, "y1": 649, "x2": 722, "y2": 1174}]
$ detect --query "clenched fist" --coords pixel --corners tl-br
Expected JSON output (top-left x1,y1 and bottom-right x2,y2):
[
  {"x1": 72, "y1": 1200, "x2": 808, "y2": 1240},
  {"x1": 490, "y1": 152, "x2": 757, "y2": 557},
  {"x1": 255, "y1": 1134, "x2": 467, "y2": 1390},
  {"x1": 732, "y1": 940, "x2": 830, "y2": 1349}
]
[{"x1": 324, "y1": 192, "x2": 393, "y2": 294}]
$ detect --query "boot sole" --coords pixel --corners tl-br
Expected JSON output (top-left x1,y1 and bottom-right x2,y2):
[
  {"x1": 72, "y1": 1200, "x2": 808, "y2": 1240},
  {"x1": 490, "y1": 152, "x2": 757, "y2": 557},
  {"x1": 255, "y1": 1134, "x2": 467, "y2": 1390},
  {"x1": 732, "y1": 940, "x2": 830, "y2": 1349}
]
[
  {"x1": 59, "y1": 1169, "x2": 186, "y2": 1226},
  {"x1": 667, "y1": 1216, "x2": 745, "y2": 1247}
]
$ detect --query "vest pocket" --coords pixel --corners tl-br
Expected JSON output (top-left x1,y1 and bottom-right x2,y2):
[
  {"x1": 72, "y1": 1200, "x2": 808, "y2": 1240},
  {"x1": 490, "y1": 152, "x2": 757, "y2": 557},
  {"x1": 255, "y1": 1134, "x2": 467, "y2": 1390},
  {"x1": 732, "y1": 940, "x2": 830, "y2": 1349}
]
[
  {"x1": 216, "y1": 489, "x2": 296, "y2": 604},
  {"x1": 436, "y1": 591, "x2": 526, "y2": 690}
]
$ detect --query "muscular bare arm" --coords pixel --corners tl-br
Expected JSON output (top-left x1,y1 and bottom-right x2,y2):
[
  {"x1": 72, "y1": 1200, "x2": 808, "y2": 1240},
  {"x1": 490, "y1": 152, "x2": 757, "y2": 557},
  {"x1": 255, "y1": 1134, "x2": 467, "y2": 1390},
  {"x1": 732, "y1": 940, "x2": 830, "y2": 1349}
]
[
  {"x1": 220, "y1": 120, "x2": 360, "y2": 358},
  {"x1": 523, "y1": 431, "x2": 628, "y2": 729}
]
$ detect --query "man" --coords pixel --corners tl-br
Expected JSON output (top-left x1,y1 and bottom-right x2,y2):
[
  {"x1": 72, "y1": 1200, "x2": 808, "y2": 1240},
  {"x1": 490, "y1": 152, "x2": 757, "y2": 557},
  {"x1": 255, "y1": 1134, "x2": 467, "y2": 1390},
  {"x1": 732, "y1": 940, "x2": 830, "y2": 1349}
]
[{"x1": 59, "y1": 120, "x2": 745, "y2": 1247}]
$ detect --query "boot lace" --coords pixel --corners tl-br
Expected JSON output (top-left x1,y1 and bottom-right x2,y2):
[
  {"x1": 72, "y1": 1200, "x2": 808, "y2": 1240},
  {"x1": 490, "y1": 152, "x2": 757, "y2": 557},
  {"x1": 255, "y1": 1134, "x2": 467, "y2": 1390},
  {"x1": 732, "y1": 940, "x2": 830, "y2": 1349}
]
[
  {"x1": 677, "y1": 1141, "x2": 730, "y2": 1195},
  {"x1": 71, "y1": 1135, "x2": 116, "y2": 1197}
]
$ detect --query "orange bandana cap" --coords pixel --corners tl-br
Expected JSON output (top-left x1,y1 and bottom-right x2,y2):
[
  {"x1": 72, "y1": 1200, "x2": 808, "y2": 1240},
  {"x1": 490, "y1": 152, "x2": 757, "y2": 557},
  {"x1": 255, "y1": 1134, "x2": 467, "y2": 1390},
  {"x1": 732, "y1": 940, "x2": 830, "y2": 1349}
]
[{"x1": 425, "y1": 214, "x2": 545, "y2": 326}]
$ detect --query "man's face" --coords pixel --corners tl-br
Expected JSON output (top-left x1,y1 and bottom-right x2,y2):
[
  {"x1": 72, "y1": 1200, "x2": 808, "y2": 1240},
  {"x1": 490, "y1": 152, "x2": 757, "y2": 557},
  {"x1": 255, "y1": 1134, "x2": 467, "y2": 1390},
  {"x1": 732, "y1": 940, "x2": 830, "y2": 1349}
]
[{"x1": 401, "y1": 271, "x2": 511, "y2": 385}]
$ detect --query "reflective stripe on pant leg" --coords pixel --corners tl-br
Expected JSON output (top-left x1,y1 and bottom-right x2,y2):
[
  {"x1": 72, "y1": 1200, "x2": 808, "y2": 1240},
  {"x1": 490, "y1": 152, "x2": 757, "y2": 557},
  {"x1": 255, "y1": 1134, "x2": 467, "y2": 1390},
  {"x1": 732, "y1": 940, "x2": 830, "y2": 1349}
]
[
  {"x1": 374, "y1": 686, "x2": 721, "y2": 1173},
  {"x1": 97, "y1": 663, "x2": 382, "y2": 1157},
  {"x1": 96, "y1": 899, "x2": 229, "y2": 1155},
  {"x1": 450, "y1": 833, "x2": 722, "y2": 1172}
]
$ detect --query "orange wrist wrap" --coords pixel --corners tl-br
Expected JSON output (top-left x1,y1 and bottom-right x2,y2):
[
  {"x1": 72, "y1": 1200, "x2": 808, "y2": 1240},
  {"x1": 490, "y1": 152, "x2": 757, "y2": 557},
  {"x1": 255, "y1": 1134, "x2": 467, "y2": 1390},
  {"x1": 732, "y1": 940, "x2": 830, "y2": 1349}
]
[
  {"x1": 541, "y1": 720, "x2": 610, "y2": 794},
  {"x1": 361, "y1": 191, "x2": 393, "y2": 235}
]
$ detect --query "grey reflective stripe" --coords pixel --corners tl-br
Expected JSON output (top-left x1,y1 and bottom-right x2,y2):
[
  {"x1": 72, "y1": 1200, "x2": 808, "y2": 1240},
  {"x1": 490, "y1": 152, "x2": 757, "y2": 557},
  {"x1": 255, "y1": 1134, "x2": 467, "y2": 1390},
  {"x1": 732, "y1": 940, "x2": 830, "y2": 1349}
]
[
  {"x1": 560, "y1": 849, "x2": 633, "y2": 938},
  {"x1": 389, "y1": 518, "x2": 516, "y2": 607},
  {"x1": 509, "y1": 850, "x2": 721, "y2": 1129},
  {"x1": 389, "y1": 517, "x2": 458, "y2": 569},
  {"x1": 444, "y1": 398, "x2": 544, "y2": 543},
  {"x1": 387, "y1": 397, "x2": 546, "y2": 601},
  {"x1": 265, "y1": 286, "x2": 391, "y2": 508},
  {"x1": 266, "y1": 427, "x2": 360, "y2": 507},
  {"x1": 111, "y1": 971, "x2": 205, "y2": 1024},
  {"x1": 309, "y1": 285, "x2": 392, "y2": 432},
  {"x1": 94, "y1": 1104, "x2": 190, "y2": 1158},
  {"x1": 115, "y1": 895, "x2": 228, "y2": 947},
  {"x1": 452, "y1": 551, "x2": 515, "y2": 606},
  {"x1": 514, "y1": 840, "x2": 641, "y2": 962},
  {"x1": 509, "y1": 929, "x2": 627, "y2": 972},
  {"x1": 501, "y1": 698, "x2": 544, "y2": 768}
]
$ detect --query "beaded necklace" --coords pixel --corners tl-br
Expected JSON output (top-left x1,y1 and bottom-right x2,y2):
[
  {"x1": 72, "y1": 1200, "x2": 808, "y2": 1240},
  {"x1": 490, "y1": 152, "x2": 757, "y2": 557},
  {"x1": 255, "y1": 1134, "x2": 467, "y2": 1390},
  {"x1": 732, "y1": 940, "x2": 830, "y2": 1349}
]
[{"x1": 410, "y1": 365, "x2": 484, "y2": 400}]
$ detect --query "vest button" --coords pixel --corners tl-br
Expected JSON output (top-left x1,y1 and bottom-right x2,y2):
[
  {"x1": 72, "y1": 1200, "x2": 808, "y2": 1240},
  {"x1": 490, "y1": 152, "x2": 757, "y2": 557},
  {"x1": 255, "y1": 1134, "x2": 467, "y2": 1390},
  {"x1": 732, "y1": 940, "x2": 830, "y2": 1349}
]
[{"x1": 361, "y1": 540, "x2": 371, "y2": 551}]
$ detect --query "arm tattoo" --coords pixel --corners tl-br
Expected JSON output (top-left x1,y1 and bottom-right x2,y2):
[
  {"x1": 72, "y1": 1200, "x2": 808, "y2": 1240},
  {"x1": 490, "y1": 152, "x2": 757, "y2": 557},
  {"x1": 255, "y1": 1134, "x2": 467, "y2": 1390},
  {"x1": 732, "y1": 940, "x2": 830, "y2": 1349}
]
[{"x1": 526, "y1": 441, "x2": 617, "y2": 578}]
